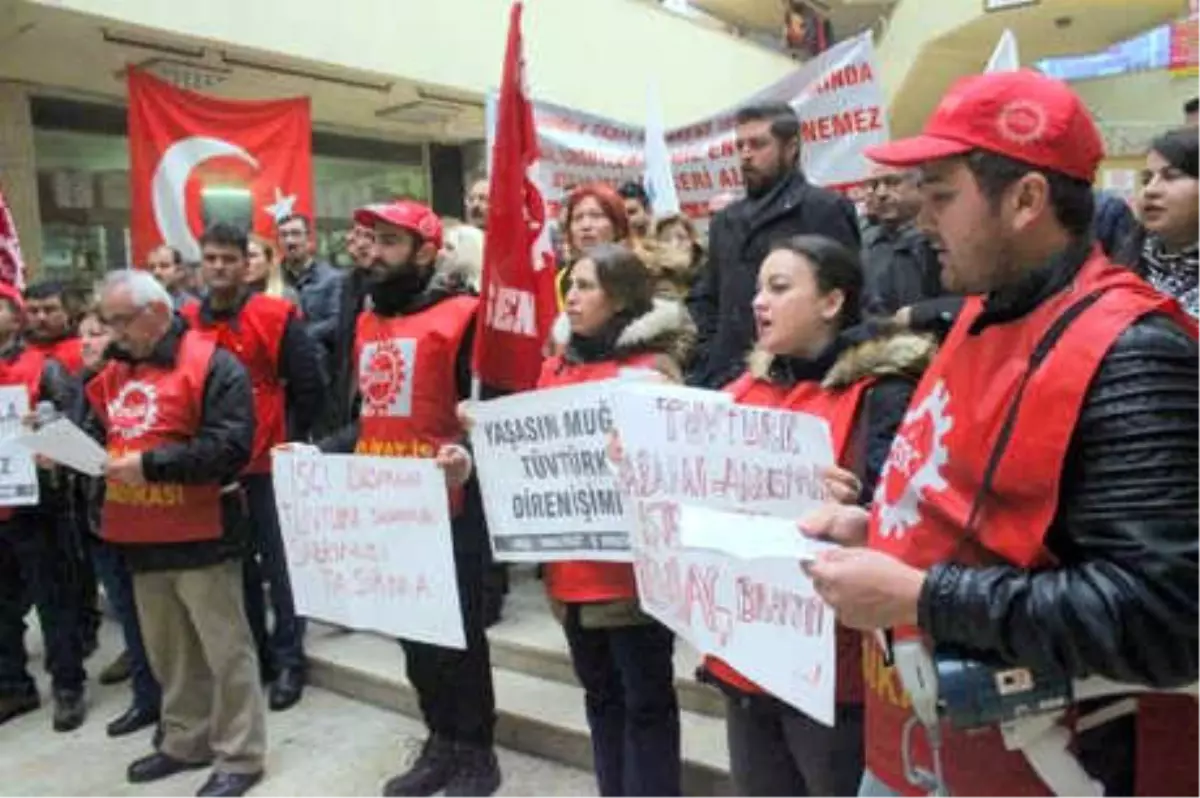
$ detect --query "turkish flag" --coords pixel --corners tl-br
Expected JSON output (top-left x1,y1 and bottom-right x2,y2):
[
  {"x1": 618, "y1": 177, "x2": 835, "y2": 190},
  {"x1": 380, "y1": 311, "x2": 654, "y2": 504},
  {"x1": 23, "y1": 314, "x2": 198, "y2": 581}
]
[
  {"x1": 472, "y1": 2, "x2": 558, "y2": 392},
  {"x1": 127, "y1": 68, "x2": 312, "y2": 267}
]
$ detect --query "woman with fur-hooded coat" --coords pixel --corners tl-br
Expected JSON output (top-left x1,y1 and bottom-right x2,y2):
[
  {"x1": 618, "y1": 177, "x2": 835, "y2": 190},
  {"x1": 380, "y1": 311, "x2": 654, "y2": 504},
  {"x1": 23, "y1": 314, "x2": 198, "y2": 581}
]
[
  {"x1": 539, "y1": 242, "x2": 693, "y2": 797},
  {"x1": 708, "y1": 234, "x2": 934, "y2": 797}
]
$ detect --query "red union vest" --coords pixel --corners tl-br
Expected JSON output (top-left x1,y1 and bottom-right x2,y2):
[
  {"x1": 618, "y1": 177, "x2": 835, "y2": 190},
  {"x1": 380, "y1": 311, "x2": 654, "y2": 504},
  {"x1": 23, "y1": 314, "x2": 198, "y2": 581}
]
[
  {"x1": 0, "y1": 347, "x2": 45, "y2": 522},
  {"x1": 864, "y1": 249, "x2": 1198, "y2": 796},
  {"x1": 86, "y1": 331, "x2": 224, "y2": 544},
  {"x1": 705, "y1": 371, "x2": 873, "y2": 704},
  {"x1": 537, "y1": 351, "x2": 661, "y2": 604},
  {"x1": 354, "y1": 296, "x2": 478, "y2": 516},
  {"x1": 29, "y1": 337, "x2": 84, "y2": 376},
  {"x1": 180, "y1": 294, "x2": 293, "y2": 474}
]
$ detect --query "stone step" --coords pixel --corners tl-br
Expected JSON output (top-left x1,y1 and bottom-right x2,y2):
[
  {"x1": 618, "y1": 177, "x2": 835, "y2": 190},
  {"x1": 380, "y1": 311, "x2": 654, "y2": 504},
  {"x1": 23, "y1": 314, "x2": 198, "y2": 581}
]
[
  {"x1": 306, "y1": 625, "x2": 732, "y2": 796},
  {"x1": 487, "y1": 580, "x2": 727, "y2": 720}
]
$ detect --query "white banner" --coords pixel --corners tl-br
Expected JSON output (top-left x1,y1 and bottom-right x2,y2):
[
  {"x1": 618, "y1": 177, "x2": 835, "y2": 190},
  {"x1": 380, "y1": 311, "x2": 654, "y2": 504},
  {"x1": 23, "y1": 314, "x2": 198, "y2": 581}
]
[
  {"x1": 272, "y1": 453, "x2": 465, "y2": 649},
  {"x1": 471, "y1": 382, "x2": 636, "y2": 563},
  {"x1": 611, "y1": 384, "x2": 839, "y2": 725},
  {"x1": 0, "y1": 387, "x2": 39, "y2": 507},
  {"x1": 489, "y1": 31, "x2": 888, "y2": 225}
]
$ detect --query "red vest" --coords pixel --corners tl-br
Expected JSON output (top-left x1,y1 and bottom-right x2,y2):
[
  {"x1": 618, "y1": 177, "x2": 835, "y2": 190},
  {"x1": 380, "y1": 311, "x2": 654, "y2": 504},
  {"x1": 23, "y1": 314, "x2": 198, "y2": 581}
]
[
  {"x1": 86, "y1": 331, "x2": 223, "y2": 544},
  {"x1": 705, "y1": 371, "x2": 872, "y2": 704},
  {"x1": 536, "y1": 351, "x2": 661, "y2": 604},
  {"x1": 180, "y1": 295, "x2": 293, "y2": 474},
  {"x1": 30, "y1": 337, "x2": 83, "y2": 376},
  {"x1": 354, "y1": 296, "x2": 477, "y2": 516},
  {"x1": 0, "y1": 347, "x2": 44, "y2": 522},
  {"x1": 864, "y1": 250, "x2": 1198, "y2": 796}
]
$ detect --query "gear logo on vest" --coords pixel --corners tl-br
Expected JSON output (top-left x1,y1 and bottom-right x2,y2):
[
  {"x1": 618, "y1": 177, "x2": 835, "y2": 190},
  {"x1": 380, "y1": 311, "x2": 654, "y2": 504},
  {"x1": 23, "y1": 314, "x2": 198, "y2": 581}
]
[
  {"x1": 359, "y1": 338, "x2": 417, "y2": 418},
  {"x1": 875, "y1": 379, "x2": 952, "y2": 539},
  {"x1": 109, "y1": 382, "x2": 159, "y2": 441}
]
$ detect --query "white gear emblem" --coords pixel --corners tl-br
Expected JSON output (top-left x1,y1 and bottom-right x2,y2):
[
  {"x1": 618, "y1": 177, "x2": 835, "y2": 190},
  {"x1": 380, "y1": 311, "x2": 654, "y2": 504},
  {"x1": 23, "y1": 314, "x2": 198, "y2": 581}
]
[
  {"x1": 875, "y1": 379, "x2": 953, "y2": 539},
  {"x1": 109, "y1": 381, "x2": 159, "y2": 441}
]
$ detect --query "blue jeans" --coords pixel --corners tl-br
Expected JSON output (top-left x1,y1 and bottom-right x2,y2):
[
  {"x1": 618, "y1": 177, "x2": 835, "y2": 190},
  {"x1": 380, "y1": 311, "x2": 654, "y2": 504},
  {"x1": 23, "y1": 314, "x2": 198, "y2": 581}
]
[
  {"x1": 241, "y1": 473, "x2": 305, "y2": 676},
  {"x1": 91, "y1": 537, "x2": 160, "y2": 712},
  {"x1": 858, "y1": 769, "x2": 902, "y2": 797},
  {"x1": 562, "y1": 606, "x2": 681, "y2": 796}
]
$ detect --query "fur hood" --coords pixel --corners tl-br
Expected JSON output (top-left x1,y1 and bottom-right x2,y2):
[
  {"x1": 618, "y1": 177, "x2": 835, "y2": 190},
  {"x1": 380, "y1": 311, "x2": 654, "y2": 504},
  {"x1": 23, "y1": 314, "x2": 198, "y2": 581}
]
[
  {"x1": 746, "y1": 323, "x2": 936, "y2": 389},
  {"x1": 552, "y1": 297, "x2": 695, "y2": 368}
]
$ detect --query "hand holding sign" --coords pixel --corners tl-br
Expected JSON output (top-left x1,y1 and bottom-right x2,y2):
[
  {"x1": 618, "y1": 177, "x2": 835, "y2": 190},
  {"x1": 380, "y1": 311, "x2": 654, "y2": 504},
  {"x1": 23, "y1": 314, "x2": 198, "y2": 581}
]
[
  {"x1": 799, "y1": 503, "x2": 870, "y2": 548},
  {"x1": 105, "y1": 452, "x2": 146, "y2": 486},
  {"x1": 804, "y1": 548, "x2": 925, "y2": 631},
  {"x1": 436, "y1": 444, "x2": 473, "y2": 488}
]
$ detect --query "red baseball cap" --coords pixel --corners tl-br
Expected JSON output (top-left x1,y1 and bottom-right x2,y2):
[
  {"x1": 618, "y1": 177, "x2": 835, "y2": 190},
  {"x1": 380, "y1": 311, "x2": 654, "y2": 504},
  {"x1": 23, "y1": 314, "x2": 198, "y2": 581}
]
[
  {"x1": 354, "y1": 200, "x2": 444, "y2": 250},
  {"x1": 865, "y1": 69, "x2": 1104, "y2": 182}
]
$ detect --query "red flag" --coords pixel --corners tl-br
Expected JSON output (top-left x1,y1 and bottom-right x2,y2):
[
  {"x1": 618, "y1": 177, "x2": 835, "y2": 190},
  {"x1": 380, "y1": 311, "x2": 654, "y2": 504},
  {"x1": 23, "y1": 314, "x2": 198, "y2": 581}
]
[
  {"x1": 0, "y1": 183, "x2": 25, "y2": 290},
  {"x1": 127, "y1": 68, "x2": 312, "y2": 267},
  {"x1": 472, "y1": 2, "x2": 559, "y2": 392}
]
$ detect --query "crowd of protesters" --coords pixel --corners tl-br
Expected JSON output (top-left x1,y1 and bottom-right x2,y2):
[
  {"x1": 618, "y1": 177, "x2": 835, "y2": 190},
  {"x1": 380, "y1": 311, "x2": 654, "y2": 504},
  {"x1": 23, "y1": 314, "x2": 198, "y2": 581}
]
[{"x1": 0, "y1": 69, "x2": 1195, "y2": 798}]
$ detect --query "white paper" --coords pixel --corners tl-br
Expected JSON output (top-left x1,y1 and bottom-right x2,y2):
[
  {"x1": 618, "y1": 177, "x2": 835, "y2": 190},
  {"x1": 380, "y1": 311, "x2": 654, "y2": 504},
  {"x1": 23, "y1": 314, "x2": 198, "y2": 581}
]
[
  {"x1": 0, "y1": 386, "x2": 38, "y2": 506},
  {"x1": 7, "y1": 418, "x2": 109, "y2": 476},
  {"x1": 679, "y1": 505, "x2": 841, "y2": 563},
  {"x1": 271, "y1": 452, "x2": 465, "y2": 650},
  {"x1": 610, "y1": 384, "x2": 838, "y2": 726}
]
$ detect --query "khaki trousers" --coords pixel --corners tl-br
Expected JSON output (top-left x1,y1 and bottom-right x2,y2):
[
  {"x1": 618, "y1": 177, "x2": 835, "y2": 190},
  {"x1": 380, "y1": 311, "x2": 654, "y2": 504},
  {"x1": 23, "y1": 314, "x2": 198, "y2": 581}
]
[{"x1": 133, "y1": 560, "x2": 266, "y2": 775}]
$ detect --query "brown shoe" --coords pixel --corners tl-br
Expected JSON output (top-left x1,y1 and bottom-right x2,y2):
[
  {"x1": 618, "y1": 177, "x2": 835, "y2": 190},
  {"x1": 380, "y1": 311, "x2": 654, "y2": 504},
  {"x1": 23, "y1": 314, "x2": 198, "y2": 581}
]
[{"x1": 99, "y1": 650, "x2": 133, "y2": 685}]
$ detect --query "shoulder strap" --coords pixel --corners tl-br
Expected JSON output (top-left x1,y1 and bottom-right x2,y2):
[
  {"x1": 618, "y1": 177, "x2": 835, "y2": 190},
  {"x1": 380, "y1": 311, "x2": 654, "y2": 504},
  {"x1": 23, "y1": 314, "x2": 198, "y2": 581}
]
[{"x1": 957, "y1": 288, "x2": 1106, "y2": 554}]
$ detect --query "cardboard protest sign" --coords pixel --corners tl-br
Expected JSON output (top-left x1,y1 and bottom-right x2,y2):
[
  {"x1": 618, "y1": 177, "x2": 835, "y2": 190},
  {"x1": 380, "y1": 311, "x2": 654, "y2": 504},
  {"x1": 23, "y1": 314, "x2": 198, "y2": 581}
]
[
  {"x1": 610, "y1": 384, "x2": 838, "y2": 725},
  {"x1": 488, "y1": 30, "x2": 888, "y2": 225},
  {"x1": 0, "y1": 386, "x2": 39, "y2": 507},
  {"x1": 272, "y1": 453, "x2": 465, "y2": 649},
  {"x1": 470, "y1": 381, "x2": 636, "y2": 563}
]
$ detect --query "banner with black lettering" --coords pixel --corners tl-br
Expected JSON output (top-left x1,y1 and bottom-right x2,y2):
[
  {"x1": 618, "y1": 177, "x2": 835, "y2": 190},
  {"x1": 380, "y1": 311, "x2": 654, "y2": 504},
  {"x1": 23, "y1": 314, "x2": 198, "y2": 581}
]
[
  {"x1": 486, "y1": 30, "x2": 888, "y2": 224},
  {"x1": 470, "y1": 382, "x2": 638, "y2": 562}
]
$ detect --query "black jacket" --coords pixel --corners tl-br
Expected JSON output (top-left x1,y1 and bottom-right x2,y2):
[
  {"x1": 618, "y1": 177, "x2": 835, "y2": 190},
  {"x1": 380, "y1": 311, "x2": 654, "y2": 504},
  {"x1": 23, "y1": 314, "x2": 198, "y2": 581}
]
[
  {"x1": 192, "y1": 292, "x2": 327, "y2": 442},
  {"x1": 82, "y1": 319, "x2": 255, "y2": 572},
  {"x1": 686, "y1": 170, "x2": 861, "y2": 388},
  {"x1": 286, "y1": 259, "x2": 344, "y2": 361},
  {"x1": 918, "y1": 240, "x2": 1199, "y2": 690},
  {"x1": 861, "y1": 224, "x2": 963, "y2": 340},
  {"x1": 322, "y1": 267, "x2": 372, "y2": 439}
]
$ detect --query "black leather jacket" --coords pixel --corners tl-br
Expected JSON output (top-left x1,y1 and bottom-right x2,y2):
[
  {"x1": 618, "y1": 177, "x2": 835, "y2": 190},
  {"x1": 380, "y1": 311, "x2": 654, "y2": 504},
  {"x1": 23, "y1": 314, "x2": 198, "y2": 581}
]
[{"x1": 918, "y1": 240, "x2": 1199, "y2": 689}]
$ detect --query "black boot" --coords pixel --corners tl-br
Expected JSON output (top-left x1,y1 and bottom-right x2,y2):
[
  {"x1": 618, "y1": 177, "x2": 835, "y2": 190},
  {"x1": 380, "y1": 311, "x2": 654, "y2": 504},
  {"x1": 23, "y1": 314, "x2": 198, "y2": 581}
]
[
  {"x1": 443, "y1": 743, "x2": 501, "y2": 797},
  {"x1": 381, "y1": 735, "x2": 457, "y2": 797},
  {"x1": 52, "y1": 688, "x2": 86, "y2": 732}
]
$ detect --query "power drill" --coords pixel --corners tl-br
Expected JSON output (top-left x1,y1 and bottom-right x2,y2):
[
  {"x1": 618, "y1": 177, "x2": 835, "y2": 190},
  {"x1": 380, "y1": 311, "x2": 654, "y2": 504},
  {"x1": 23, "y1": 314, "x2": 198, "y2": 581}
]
[{"x1": 934, "y1": 646, "x2": 1073, "y2": 730}]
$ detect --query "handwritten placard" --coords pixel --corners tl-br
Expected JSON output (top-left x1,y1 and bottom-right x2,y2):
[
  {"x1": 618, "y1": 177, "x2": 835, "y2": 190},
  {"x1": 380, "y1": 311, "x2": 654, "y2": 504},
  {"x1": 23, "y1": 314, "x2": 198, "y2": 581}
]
[
  {"x1": 611, "y1": 385, "x2": 838, "y2": 725},
  {"x1": 272, "y1": 453, "x2": 465, "y2": 649},
  {"x1": 0, "y1": 386, "x2": 39, "y2": 507},
  {"x1": 471, "y1": 382, "x2": 636, "y2": 562}
]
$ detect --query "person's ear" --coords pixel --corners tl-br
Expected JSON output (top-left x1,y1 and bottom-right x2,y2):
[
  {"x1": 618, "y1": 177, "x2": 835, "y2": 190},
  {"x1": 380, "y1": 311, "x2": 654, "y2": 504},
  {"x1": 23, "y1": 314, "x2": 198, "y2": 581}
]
[{"x1": 1010, "y1": 172, "x2": 1051, "y2": 234}]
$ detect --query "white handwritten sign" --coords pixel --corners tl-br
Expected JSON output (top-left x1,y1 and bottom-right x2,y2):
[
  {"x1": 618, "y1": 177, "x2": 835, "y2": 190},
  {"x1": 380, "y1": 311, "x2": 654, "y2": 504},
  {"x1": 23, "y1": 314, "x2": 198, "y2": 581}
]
[
  {"x1": 272, "y1": 453, "x2": 465, "y2": 650},
  {"x1": 611, "y1": 384, "x2": 838, "y2": 725},
  {"x1": 471, "y1": 382, "x2": 636, "y2": 563},
  {"x1": 0, "y1": 386, "x2": 38, "y2": 507}
]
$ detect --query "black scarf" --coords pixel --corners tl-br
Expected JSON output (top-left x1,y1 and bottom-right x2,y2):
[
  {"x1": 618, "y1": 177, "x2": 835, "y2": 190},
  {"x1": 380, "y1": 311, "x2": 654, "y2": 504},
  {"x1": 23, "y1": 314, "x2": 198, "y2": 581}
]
[{"x1": 1142, "y1": 236, "x2": 1199, "y2": 319}]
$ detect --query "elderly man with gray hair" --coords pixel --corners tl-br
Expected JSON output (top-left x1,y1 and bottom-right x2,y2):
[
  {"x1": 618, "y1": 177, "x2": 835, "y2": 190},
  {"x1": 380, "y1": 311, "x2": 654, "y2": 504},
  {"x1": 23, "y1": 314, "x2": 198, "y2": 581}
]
[{"x1": 83, "y1": 269, "x2": 266, "y2": 797}]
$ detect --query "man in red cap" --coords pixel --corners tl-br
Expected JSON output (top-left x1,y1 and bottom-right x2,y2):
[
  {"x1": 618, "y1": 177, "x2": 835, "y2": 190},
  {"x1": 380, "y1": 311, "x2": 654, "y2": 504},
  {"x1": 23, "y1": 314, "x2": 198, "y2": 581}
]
[
  {"x1": 320, "y1": 199, "x2": 500, "y2": 797},
  {"x1": 0, "y1": 281, "x2": 88, "y2": 732},
  {"x1": 803, "y1": 69, "x2": 1198, "y2": 796}
]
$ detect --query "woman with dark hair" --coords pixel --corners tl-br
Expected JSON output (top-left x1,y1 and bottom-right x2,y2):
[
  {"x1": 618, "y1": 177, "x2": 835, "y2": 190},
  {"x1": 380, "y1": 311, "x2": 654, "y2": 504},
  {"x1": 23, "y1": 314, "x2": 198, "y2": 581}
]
[
  {"x1": 707, "y1": 234, "x2": 933, "y2": 796},
  {"x1": 539, "y1": 242, "x2": 692, "y2": 796},
  {"x1": 1122, "y1": 127, "x2": 1199, "y2": 316}
]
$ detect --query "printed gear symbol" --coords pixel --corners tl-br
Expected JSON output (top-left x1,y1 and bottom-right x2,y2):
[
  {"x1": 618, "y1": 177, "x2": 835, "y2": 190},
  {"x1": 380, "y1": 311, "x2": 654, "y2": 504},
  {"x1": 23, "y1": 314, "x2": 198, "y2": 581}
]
[
  {"x1": 875, "y1": 379, "x2": 953, "y2": 539},
  {"x1": 110, "y1": 381, "x2": 159, "y2": 440}
]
